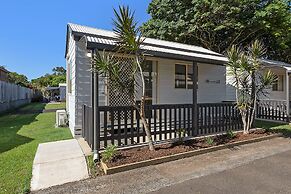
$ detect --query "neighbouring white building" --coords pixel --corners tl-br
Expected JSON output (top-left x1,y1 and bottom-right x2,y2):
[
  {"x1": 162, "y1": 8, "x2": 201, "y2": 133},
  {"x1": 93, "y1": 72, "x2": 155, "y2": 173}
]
[
  {"x1": 59, "y1": 83, "x2": 66, "y2": 102},
  {"x1": 65, "y1": 23, "x2": 228, "y2": 137},
  {"x1": 226, "y1": 59, "x2": 291, "y2": 116}
]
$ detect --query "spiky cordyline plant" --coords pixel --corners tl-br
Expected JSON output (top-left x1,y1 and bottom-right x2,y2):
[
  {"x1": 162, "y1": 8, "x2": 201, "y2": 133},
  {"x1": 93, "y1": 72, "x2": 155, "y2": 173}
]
[
  {"x1": 227, "y1": 40, "x2": 276, "y2": 134},
  {"x1": 92, "y1": 6, "x2": 155, "y2": 151}
]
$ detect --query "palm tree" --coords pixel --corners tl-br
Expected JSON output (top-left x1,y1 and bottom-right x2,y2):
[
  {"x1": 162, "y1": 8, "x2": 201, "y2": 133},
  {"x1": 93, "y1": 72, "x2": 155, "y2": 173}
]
[
  {"x1": 227, "y1": 40, "x2": 276, "y2": 134},
  {"x1": 92, "y1": 6, "x2": 155, "y2": 151}
]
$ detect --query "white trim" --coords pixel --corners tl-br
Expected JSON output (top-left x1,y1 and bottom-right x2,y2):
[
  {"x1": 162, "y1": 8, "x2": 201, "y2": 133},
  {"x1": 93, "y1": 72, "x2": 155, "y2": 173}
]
[{"x1": 286, "y1": 71, "x2": 289, "y2": 115}]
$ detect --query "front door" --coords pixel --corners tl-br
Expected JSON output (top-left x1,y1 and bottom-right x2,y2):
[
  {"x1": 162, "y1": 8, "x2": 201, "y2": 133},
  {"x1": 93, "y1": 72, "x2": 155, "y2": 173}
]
[{"x1": 143, "y1": 60, "x2": 153, "y2": 117}]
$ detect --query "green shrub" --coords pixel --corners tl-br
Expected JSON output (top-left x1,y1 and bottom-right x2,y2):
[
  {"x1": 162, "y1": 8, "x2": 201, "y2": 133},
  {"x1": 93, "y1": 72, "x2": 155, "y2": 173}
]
[
  {"x1": 101, "y1": 145, "x2": 117, "y2": 162},
  {"x1": 205, "y1": 136, "x2": 214, "y2": 145},
  {"x1": 226, "y1": 130, "x2": 235, "y2": 139},
  {"x1": 176, "y1": 128, "x2": 186, "y2": 142}
]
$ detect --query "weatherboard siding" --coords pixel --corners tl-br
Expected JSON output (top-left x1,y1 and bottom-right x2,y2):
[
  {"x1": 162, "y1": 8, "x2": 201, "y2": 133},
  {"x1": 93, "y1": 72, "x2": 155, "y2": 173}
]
[
  {"x1": 157, "y1": 58, "x2": 226, "y2": 104},
  {"x1": 71, "y1": 38, "x2": 106, "y2": 136},
  {"x1": 66, "y1": 31, "x2": 77, "y2": 135}
]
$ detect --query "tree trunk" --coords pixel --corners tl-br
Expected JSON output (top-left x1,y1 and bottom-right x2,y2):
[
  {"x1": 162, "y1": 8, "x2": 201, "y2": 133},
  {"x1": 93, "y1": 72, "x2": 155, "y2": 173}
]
[
  {"x1": 140, "y1": 97, "x2": 155, "y2": 151},
  {"x1": 136, "y1": 56, "x2": 155, "y2": 151}
]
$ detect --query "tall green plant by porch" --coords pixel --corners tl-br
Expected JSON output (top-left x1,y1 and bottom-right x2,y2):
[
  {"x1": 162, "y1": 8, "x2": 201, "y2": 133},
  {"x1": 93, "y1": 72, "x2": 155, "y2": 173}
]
[
  {"x1": 227, "y1": 40, "x2": 276, "y2": 134},
  {"x1": 92, "y1": 6, "x2": 155, "y2": 151}
]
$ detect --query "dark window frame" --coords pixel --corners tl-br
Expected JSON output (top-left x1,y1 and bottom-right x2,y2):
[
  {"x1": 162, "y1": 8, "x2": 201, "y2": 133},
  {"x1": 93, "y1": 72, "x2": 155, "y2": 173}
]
[{"x1": 175, "y1": 64, "x2": 194, "y2": 89}]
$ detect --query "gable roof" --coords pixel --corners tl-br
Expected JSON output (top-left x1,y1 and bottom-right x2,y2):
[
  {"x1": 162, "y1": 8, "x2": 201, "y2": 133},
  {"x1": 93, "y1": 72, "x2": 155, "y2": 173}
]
[
  {"x1": 0, "y1": 66, "x2": 9, "y2": 73},
  {"x1": 65, "y1": 23, "x2": 228, "y2": 64}
]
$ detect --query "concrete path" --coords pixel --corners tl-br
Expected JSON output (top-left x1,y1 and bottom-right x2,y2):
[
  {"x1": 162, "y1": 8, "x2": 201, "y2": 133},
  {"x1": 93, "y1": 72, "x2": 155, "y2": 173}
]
[
  {"x1": 31, "y1": 139, "x2": 89, "y2": 191},
  {"x1": 34, "y1": 137, "x2": 291, "y2": 194}
]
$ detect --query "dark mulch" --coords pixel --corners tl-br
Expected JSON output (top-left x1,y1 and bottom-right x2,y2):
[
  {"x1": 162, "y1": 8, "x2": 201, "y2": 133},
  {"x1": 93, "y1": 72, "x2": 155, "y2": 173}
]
[{"x1": 106, "y1": 129, "x2": 273, "y2": 168}]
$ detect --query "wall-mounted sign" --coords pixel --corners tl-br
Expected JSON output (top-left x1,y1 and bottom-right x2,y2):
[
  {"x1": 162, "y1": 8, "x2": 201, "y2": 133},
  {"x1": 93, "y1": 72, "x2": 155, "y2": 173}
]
[{"x1": 206, "y1": 79, "x2": 220, "y2": 84}]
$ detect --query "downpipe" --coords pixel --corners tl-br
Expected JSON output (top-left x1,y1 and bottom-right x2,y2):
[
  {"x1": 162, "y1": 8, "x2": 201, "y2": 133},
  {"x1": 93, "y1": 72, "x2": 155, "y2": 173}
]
[{"x1": 93, "y1": 150, "x2": 99, "y2": 163}]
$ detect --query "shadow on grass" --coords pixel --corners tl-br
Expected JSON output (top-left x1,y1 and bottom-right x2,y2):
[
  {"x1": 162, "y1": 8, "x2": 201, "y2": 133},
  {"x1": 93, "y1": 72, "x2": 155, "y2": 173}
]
[
  {"x1": 0, "y1": 110, "x2": 42, "y2": 153},
  {"x1": 14, "y1": 102, "x2": 46, "y2": 114},
  {"x1": 255, "y1": 120, "x2": 291, "y2": 138}
]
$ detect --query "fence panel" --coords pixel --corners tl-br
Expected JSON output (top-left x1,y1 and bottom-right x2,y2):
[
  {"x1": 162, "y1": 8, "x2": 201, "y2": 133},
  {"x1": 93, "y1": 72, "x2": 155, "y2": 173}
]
[
  {"x1": 82, "y1": 103, "x2": 243, "y2": 150},
  {"x1": 256, "y1": 100, "x2": 288, "y2": 122},
  {"x1": 0, "y1": 80, "x2": 33, "y2": 113}
]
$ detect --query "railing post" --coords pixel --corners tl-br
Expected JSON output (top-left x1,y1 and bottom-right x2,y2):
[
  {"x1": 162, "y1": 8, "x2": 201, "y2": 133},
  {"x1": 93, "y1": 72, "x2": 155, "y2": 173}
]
[
  {"x1": 92, "y1": 49, "x2": 100, "y2": 162},
  {"x1": 192, "y1": 61, "x2": 198, "y2": 136},
  {"x1": 82, "y1": 104, "x2": 85, "y2": 139}
]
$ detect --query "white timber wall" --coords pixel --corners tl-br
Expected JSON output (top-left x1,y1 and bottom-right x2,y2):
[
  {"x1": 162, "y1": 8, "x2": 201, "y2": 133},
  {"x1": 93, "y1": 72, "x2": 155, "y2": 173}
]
[
  {"x1": 0, "y1": 81, "x2": 33, "y2": 113},
  {"x1": 66, "y1": 31, "x2": 77, "y2": 136},
  {"x1": 156, "y1": 58, "x2": 226, "y2": 104},
  {"x1": 67, "y1": 35, "x2": 106, "y2": 137}
]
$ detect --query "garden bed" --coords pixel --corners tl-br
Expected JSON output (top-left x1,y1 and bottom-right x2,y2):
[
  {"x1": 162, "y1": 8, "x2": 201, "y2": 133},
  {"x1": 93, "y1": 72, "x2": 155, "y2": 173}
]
[{"x1": 101, "y1": 130, "x2": 280, "y2": 174}]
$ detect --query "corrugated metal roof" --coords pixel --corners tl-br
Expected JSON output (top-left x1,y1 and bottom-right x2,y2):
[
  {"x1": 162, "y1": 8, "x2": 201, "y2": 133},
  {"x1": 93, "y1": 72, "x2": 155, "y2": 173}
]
[
  {"x1": 67, "y1": 23, "x2": 228, "y2": 63},
  {"x1": 85, "y1": 36, "x2": 227, "y2": 62},
  {"x1": 261, "y1": 59, "x2": 291, "y2": 68}
]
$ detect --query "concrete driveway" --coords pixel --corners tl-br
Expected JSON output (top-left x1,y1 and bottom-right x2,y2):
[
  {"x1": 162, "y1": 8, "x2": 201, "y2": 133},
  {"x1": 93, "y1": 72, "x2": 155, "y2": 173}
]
[
  {"x1": 31, "y1": 139, "x2": 89, "y2": 191},
  {"x1": 34, "y1": 137, "x2": 291, "y2": 194}
]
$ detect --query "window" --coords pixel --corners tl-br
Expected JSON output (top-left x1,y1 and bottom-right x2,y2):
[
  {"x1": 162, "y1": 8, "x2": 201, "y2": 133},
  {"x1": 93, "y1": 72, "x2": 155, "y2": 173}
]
[
  {"x1": 272, "y1": 75, "x2": 284, "y2": 91},
  {"x1": 67, "y1": 60, "x2": 72, "y2": 93},
  {"x1": 175, "y1": 64, "x2": 186, "y2": 88},
  {"x1": 175, "y1": 64, "x2": 194, "y2": 89}
]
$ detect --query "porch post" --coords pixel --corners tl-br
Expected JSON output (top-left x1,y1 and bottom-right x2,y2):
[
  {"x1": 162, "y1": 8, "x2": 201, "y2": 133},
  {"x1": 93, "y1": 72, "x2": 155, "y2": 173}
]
[
  {"x1": 192, "y1": 61, "x2": 198, "y2": 136},
  {"x1": 92, "y1": 49, "x2": 100, "y2": 161},
  {"x1": 91, "y1": 50, "x2": 94, "y2": 148},
  {"x1": 286, "y1": 71, "x2": 290, "y2": 122}
]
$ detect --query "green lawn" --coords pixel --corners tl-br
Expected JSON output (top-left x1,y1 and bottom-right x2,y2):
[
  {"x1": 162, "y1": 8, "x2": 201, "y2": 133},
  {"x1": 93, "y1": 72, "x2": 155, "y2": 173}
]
[
  {"x1": 17, "y1": 102, "x2": 66, "y2": 112},
  {"x1": 45, "y1": 102, "x2": 66, "y2": 110},
  {"x1": 255, "y1": 120, "x2": 291, "y2": 136},
  {"x1": 0, "y1": 103, "x2": 72, "y2": 194}
]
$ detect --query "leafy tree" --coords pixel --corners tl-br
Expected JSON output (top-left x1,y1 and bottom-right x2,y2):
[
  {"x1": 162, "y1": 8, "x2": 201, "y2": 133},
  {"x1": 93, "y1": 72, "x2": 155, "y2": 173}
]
[
  {"x1": 142, "y1": 0, "x2": 291, "y2": 63},
  {"x1": 92, "y1": 6, "x2": 155, "y2": 151},
  {"x1": 31, "y1": 66, "x2": 66, "y2": 88},
  {"x1": 52, "y1": 66, "x2": 66, "y2": 75},
  {"x1": 227, "y1": 40, "x2": 276, "y2": 134},
  {"x1": 8, "y1": 72, "x2": 30, "y2": 87}
]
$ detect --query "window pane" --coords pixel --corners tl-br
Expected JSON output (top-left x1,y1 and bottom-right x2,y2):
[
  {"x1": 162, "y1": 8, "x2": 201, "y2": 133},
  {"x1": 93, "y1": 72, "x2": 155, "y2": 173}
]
[
  {"x1": 175, "y1": 64, "x2": 186, "y2": 88},
  {"x1": 272, "y1": 75, "x2": 284, "y2": 91},
  {"x1": 187, "y1": 65, "x2": 193, "y2": 89}
]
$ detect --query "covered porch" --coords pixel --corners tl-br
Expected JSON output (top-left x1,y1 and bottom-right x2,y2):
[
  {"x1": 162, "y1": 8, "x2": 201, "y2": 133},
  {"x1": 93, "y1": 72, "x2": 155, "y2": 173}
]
[{"x1": 256, "y1": 59, "x2": 291, "y2": 122}]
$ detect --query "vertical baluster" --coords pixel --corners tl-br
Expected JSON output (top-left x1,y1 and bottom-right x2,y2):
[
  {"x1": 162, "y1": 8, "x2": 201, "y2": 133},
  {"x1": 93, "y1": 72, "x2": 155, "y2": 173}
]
[
  {"x1": 148, "y1": 106, "x2": 152, "y2": 143},
  {"x1": 117, "y1": 109, "x2": 121, "y2": 146},
  {"x1": 110, "y1": 109, "x2": 114, "y2": 146},
  {"x1": 124, "y1": 108, "x2": 128, "y2": 146},
  {"x1": 130, "y1": 106, "x2": 134, "y2": 145},
  {"x1": 164, "y1": 106, "x2": 167, "y2": 140},
  {"x1": 187, "y1": 106, "x2": 191, "y2": 135},
  {"x1": 136, "y1": 107, "x2": 140, "y2": 144},
  {"x1": 153, "y1": 106, "x2": 157, "y2": 141},
  {"x1": 169, "y1": 107, "x2": 172, "y2": 139},
  {"x1": 174, "y1": 105, "x2": 177, "y2": 139},
  {"x1": 104, "y1": 110, "x2": 108, "y2": 148},
  {"x1": 159, "y1": 106, "x2": 162, "y2": 141}
]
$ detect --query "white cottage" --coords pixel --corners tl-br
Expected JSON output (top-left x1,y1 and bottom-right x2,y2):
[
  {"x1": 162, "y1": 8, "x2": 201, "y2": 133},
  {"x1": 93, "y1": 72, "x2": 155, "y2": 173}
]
[{"x1": 65, "y1": 23, "x2": 228, "y2": 137}]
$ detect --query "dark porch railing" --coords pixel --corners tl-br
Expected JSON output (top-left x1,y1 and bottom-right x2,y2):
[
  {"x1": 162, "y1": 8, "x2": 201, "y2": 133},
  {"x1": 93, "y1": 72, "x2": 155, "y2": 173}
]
[
  {"x1": 82, "y1": 103, "x2": 242, "y2": 150},
  {"x1": 256, "y1": 100, "x2": 288, "y2": 122}
]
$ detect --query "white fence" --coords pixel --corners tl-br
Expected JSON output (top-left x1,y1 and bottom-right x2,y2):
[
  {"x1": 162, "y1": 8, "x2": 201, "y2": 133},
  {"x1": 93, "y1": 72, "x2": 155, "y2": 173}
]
[{"x1": 0, "y1": 80, "x2": 33, "y2": 113}]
